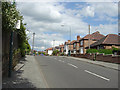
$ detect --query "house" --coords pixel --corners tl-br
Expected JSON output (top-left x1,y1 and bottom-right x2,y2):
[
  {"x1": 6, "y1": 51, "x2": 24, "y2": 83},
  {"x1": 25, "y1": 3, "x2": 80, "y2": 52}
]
[
  {"x1": 55, "y1": 46, "x2": 60, "y2": 51},
  {"x1": 79, "y1": 31, "x2": 105, "y2": 54},
  {"x1": 73, "y1": 35, "x2": 80, "y2": 54},
  {"x1": 64, "y1": 40, "x2": 70, "y2": 55},
  {"x1": 86, "y1": 34, "x2": 120, "y2": 50},
  {"x1": 69, "y1": 40, "x2": 76, "y2": 54},
  {"x1": 59, "y1": 44, "x2": 64, "y2": 53},
  {"x1": 46, "y1": 48, "x2": 53, "y2": 55}
]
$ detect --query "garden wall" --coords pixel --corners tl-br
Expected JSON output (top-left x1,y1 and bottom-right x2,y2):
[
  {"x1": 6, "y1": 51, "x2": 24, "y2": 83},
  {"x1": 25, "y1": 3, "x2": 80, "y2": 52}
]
[{"x1": 71, "y1": 53, "x2": 120, "y2": 64}]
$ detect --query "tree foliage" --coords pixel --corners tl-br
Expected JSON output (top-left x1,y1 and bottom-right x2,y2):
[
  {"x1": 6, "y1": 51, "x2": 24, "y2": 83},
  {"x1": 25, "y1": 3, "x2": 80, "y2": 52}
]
[{"x1": 2, "y1": 2, "x2": 31, "y2": 57}]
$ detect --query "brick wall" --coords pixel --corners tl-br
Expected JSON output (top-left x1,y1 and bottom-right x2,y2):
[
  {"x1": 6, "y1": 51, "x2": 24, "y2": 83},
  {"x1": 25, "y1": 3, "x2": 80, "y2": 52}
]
[{"x1": 71, "y1": 53, "x2": 120, "y2": 64}]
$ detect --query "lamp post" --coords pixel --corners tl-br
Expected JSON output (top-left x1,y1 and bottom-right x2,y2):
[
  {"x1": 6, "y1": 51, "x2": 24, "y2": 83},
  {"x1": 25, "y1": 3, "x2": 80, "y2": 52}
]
[
  {"x1": 88, "y1": 25, "x2": 90, "y2": 49},
  {"x1": 8, "y1": 20, "x2": 20, "y2": 77},
  {"x1": 32, "y1": 32, "x2": 35, "y2": 55}
]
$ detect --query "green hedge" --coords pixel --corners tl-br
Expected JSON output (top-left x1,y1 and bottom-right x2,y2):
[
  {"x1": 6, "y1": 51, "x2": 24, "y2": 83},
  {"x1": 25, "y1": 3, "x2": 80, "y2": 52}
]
[{"x1": 86, "y1": 49, "x2": 113, "y2": 55}]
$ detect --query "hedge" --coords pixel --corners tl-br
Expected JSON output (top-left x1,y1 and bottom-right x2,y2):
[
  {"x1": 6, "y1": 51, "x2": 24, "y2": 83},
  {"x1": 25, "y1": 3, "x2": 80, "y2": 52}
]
[{"x1": 86, "y1": 49, "x2": 113, "y2": 55}]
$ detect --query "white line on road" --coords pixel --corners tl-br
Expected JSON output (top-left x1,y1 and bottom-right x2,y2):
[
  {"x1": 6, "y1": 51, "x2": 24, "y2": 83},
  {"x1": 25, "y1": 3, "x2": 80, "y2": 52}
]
[
  {"x1": 84, "y1": 70, "x2": 110, "y2": 81},
  {"x1": 67, "y1": 63, "x2": 78, "y2": 68},
  {"x1": 58, "y1": 60, "x2": 65, "y2": 63},
  {"x1": 54, "y1": 58, "x2": 57, "y2": 59}
]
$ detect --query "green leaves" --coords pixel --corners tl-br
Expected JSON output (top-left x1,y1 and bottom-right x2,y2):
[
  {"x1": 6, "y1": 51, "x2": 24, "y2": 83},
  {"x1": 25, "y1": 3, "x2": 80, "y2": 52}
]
[{"x1": 2, "y1": 2, "x2": 22, "y2": 32}]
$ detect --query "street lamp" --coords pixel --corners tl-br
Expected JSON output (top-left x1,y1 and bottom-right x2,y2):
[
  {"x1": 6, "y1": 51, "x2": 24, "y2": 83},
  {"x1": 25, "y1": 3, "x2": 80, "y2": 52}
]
[{"x1": 32, "y1": 32, "x2": 35, "y2": 55}]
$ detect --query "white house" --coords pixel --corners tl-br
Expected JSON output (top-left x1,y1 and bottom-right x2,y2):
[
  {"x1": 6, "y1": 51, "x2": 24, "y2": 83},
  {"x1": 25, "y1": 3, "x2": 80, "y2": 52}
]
[
  {"x1": 46, "y1": 48, "x2": 53, "y2": 55},
  {"x1": 64, "y1": 40, "x2": 70, "y2": 55}
]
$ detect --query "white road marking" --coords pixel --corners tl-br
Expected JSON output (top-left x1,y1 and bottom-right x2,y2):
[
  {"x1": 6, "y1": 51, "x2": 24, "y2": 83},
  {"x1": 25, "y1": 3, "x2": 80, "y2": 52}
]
[
  {"x1": 84, "y1": 70, "x2": 110, "y2": 81},
  {"x1": 67, "y1": 63, "x2": 78, "y2": 68},
  {"x1": 58, "y1": 60, "x2": 65, "y2": 63},
  {"x1": 54, "y1": 58, "x2": 57, "y2": 59}
]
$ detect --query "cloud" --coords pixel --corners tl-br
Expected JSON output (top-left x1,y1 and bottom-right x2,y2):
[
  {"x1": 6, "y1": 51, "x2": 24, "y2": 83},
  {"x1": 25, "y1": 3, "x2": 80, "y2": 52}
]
[{"x1": 17, "y1": 2, "x2": 118, "y2": 51}]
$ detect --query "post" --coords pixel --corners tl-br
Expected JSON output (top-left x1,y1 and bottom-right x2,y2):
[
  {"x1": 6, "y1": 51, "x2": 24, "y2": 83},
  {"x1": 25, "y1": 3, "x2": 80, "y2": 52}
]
[
  {"x1": 70, "y1": 26, "x2": 71, "y2": 56},
  {"x1": 8, "y1": 31, "x2": 13, "y2": 77},
  {"x1": 88, "y1": 25, "x2": 90, "y2": 49},
  {"x1": 32, "y1": 33, "x2": 35, "y2": 54}
]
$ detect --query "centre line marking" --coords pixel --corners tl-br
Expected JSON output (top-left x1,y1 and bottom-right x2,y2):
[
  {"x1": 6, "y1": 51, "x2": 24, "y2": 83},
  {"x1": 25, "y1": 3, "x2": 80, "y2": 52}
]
[
  {"x1": 68, "y1": 63, "x2": 78, "y2": 68},
  {"x1": 84, "y1": 70, "x2": 110, "y2": 81}
]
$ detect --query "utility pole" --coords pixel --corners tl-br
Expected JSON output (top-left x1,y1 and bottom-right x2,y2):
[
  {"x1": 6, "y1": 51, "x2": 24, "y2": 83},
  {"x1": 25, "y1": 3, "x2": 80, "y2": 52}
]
[
  {"x1": 70, "y1": 26, "x2": 71, "y2": 56},
  {"x1": 32, "y1": 32, "x2": 35, "y2": 54},
  {"x1": 88, "y1": 25, "x2": 90, "y2": 49},
  {"x1": 53, "y1": 40, "x2": 55, "y2": 50}
]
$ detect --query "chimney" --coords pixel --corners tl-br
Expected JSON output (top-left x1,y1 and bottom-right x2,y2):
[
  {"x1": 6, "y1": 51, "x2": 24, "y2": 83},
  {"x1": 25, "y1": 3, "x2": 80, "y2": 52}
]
[
  {"x1": 68, "y1": 40, "x2": 70, "y2": 43},
  {"x1": 77, "y1": 35, "x2": 80, "y2": 41}
]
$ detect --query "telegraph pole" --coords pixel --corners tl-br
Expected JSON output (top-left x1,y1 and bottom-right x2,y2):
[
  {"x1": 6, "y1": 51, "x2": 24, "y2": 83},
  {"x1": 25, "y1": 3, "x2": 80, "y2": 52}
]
[
  {"x1": 70, "y1": 26, "x2": 71, "y2": 55},
  {"x1": 88, "y1": 25, "x2": 90, "y2": 49},
  {"x1": 32, "y1": 32, "x2": 35, "y2": 54}
]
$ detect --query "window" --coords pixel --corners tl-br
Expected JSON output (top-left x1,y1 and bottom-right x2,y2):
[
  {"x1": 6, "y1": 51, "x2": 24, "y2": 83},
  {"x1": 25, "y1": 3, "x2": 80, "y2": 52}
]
[
  {"x1": 74, "y1": 43, "x2": 76, "y2": 48},
  {"x1": 81, "y1": 41, "x2": 83, "y2": 46},
  {"x1": 80, "y1": 47, "x2": 83, "y2": 54}
]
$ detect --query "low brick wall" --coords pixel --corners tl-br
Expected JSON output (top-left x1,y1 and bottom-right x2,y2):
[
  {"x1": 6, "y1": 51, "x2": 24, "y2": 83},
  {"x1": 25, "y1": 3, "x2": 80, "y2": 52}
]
[{"x1": 71, "y1": 54, "x2": 120, "y2": 64}]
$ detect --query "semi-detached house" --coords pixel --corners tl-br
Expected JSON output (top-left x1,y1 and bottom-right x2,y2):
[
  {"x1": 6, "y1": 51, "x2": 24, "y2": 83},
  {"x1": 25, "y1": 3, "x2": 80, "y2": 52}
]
[{"x1": 79, "y1": 31, "x2": 105, "y2": 54}]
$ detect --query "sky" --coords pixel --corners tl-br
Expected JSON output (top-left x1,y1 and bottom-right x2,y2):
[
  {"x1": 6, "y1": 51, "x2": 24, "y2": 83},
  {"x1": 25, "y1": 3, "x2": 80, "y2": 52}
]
[{"x1": 16, "y1": 1, "x2": 118, "y2": 51}]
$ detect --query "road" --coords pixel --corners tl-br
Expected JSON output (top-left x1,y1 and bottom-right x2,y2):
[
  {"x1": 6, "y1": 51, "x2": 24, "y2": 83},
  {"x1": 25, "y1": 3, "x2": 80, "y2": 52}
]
[{"x1": 35, "y1": 56, "x2": 118, "y2": 88}]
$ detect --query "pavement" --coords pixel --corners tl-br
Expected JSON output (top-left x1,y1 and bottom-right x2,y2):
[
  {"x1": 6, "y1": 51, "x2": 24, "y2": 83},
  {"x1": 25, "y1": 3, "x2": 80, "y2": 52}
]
[
  {"x1": 61, "y1": 56, "x2": 119, "y2": 71},
  {"x1": 35, "y1": 56, "x2": 119, "y2": 88},
  {"x1": 2, "y1": 55, "x2": 48, "y2": 88}
]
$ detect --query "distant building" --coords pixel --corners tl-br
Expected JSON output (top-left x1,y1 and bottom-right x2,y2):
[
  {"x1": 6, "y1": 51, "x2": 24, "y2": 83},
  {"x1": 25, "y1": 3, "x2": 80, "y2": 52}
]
[
  {"x1": 46, "y1": 48, "x2": 53, "y2": 55},
  {"x1": 73, "y1": 35, "x2": 81, "y2": 54},
  {"x1": 59, "y1": 44, "x2": 64, "y2": 53},
  {"x1": 64, "y1": 40, "x2": 70, "y2": 55}
]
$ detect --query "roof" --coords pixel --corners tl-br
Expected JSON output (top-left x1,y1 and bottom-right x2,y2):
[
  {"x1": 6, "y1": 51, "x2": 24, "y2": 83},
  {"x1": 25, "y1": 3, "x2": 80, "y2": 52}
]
[
  {"x1": 82, "y1": 31, "x2": 105, "y2": 41},
  {"x1": 55, "y1": 46, "x2": 60, "y2": 49},
  {"x1": 46, "y1": 48, "x2": 53, "y2": 50},
  {"x1": 64, "y1": 41, "x2": 70, "y2": 45},
  {"x1": 87, "y1": 34, "x2": 120, "y2": 48},
  {"x1": 59, "y1": 44, "x2": 64, "y2": 47},
  {"x1": 71, "y1": 40, "x2": 76, "y2": 44}
]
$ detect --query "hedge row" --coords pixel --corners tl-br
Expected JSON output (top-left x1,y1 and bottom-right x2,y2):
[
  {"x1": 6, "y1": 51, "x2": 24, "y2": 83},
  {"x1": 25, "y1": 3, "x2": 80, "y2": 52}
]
[{"x1": 86, "y1": 49, "x2": 113, "y2": 54}]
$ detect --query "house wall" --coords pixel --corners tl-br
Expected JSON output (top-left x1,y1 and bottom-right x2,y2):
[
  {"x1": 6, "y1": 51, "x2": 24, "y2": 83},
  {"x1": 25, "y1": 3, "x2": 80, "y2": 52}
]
[
  {"x1": 81, "y1": 40, "x2": 96, "y2": 54},
  {"x1": 48, "y1": 50, "x2": 53, "y2": 55},
  {"x1": 105, "y1": 45, "x2": 120, "y2": 49},
  {"x1": 64, "y1": 45, "x2": 68, "y2": 55}
]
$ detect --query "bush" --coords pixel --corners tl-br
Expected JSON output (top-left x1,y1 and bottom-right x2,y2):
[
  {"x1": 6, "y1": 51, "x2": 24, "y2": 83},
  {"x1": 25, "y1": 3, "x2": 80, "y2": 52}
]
[
  {"x1": 86, "y1": 49, "x2": 98, "y2": 54},
  {"x1": 52, "y1": 50, "x2": 59, "y2": 55},
  {"x1": 86, "y1": 49, "x2": 113, "y2": 55},
  {"x1": 98, "y1": 49, "x2": 112, "y2": 54}
]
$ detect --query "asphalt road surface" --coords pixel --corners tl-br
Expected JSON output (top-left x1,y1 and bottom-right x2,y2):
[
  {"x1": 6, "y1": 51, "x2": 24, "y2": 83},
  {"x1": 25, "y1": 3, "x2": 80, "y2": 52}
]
[{"x1": 35, "y1": 56, "x2": 118, "y2": 88}]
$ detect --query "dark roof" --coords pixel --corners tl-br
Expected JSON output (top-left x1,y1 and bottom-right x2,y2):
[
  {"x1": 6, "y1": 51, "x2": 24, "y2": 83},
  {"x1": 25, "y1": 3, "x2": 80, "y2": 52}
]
[
  {"x1": 87, "y1": 34, "x2": 120, "y2": 48},
  {"x1": 71, "y1": 40, "x2": 76, "y2": 44},
  {"x1": 81, "y1": 31, "x2": 105, "y2": 41},
  {"x1": 59, "y1": 44, "x2": 64, "y2": 47}
]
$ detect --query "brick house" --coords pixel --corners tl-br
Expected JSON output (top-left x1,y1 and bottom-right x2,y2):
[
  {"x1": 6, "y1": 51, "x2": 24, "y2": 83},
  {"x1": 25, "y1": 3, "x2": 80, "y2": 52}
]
[
  {"x1": 86, "y1": 34, "x2": 120, "y2": 49},
  {"x1": 79, "y1": 31, "x2": 105, "y2": 54},
  {"x1": 59, "y1": 44, "x2": 64, "y2": 53},
  {"x1": 73, "y1": 35, "x2": 81, "y2": 54},
  {"x1": 69, "y1": 40, "x2": 76, "y2": 54}
]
